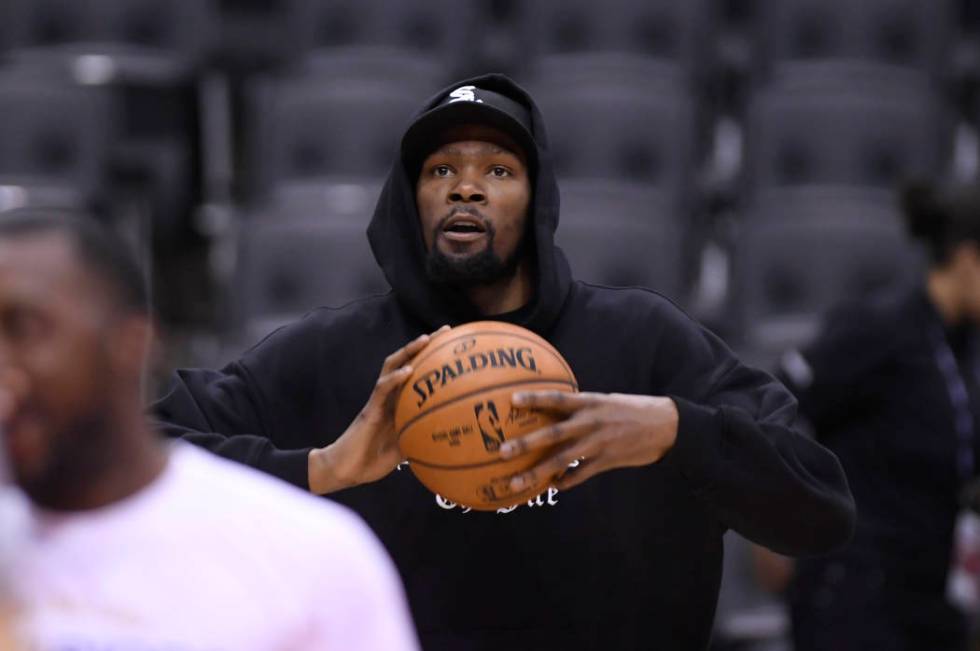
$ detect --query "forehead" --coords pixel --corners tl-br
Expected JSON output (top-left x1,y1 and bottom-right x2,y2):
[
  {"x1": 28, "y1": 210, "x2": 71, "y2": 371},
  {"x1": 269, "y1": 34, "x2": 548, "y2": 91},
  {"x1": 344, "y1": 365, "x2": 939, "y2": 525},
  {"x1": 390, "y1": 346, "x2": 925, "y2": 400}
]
[
  {"x1": 426, "y1": 124, "x2": 526, "y2": 163},
  {"x1": 0, "y1": 233, "x2": 97, "y2": 304}
]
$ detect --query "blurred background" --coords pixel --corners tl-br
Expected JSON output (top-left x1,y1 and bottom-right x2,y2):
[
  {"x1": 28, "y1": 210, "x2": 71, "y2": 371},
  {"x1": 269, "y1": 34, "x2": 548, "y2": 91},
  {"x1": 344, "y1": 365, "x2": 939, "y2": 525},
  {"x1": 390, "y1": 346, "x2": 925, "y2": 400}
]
[{"x1": 0, "y1": 1, "x2": 978, "y2": 648}]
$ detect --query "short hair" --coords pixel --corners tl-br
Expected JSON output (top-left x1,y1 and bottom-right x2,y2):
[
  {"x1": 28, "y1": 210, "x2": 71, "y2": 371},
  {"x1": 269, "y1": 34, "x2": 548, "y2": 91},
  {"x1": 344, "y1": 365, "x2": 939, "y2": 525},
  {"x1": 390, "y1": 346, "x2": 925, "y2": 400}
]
[{"x1": 0, "y1": 208, "x2": 148, "y2": 314}]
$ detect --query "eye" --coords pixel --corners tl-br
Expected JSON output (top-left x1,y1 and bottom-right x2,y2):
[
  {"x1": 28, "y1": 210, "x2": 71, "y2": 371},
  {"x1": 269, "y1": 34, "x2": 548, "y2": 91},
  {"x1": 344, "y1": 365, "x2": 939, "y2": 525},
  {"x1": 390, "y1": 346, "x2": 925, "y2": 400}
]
[
  {"x1": 433, "y1": 164, "x2": 452, "y2": 177},
  {"x1": 490, "y1": 166, "x2": 511, "y2": 177}
]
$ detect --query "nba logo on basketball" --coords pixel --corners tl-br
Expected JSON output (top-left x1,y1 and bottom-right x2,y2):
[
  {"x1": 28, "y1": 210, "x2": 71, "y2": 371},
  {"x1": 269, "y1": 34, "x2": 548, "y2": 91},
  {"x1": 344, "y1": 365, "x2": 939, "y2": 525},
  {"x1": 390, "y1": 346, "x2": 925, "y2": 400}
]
[{"x1": 474, "y1": 401, "x2": 505, "y2": 452}]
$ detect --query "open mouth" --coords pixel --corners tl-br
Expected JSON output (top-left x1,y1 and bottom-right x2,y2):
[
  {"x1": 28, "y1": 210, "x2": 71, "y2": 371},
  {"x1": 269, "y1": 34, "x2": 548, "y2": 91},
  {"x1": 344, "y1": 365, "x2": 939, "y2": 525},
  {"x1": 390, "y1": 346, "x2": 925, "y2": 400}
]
[
  {"x1": 445, "y1": 223, "x2": 483, "y2": 234},
  {"x1": 441, "y1": 214, "x2": 488, "y2": 241},
  {"x1": 443, "y1": 215, "x2": 487, "y2": 234}
]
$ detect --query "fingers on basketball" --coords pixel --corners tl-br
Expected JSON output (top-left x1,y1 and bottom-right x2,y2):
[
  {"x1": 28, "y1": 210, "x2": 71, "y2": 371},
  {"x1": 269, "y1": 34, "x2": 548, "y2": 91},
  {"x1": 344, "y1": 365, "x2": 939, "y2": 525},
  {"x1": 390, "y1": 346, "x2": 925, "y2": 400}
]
[{"x1": 502, "y1": 415, "x2": 597, "y2": 458}]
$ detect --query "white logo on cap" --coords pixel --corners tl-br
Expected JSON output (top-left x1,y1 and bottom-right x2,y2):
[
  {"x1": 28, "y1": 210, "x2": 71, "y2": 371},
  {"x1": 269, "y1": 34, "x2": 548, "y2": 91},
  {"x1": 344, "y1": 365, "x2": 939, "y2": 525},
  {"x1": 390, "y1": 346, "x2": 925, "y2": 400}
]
[{"x1": 448, "y1": 85, "x2": 484, "y2": 104}]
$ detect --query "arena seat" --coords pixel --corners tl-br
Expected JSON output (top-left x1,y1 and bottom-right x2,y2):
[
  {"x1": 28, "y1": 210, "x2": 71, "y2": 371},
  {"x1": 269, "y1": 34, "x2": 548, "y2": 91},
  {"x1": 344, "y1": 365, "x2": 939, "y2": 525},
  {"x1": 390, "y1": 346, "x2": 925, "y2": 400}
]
[
  {"x1": 555, "y1": 180, "x2": 690, "y2": 304},
  {"x1": 0, "y1": 1, "x2": 210, "y2": 239},
  {"x1": 245, "y1": 76, "x2": 422, "y2": 197},
  {"x1": 235, "y1": 211, "x2": 388, "y2": 338},
  {"x1": 0, "y1": 69, "x2": 115, "y2": 207},
  {"x1": 212, "y1": 0, "x2": 319, "y2": 71},
  {"x1": 266, "y1": 179, "x2": 384, "y2": 222},
  {"x1": 294, "y1": 0, "x2": 478, "y2": 80},
  {"x1": 518, "y1": 0, "x2": 713, "y2": 84},
  {"x1": 0, "y1": 0, "x2": 216, "y2": 80},
  {"x1": 532, "y1": 79, "x2": 698, "y2": 209},
  {"x1": 754, "y1": 0, "x2": 954, "y2": 82},
  {"x1": 732, "y1": 191, "x2": 923, "y2": 361},
  {"x1": 296, "y1": 49, "x2": 448, "y2": 88},
  {"x1": 745, "y1": 79, "x2": 946, "y2": 192}
]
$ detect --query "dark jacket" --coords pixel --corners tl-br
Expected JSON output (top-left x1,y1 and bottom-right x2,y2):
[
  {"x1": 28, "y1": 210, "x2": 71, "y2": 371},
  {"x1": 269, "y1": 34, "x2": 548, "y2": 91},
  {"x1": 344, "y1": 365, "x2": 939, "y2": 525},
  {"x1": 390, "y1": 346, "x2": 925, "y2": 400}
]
[
  {"x1": 780, "y1": 287, "x2": 977, "y2": 650},
  {"x1": 154, "y1": 74, "x2": 854, "y2": 651}
]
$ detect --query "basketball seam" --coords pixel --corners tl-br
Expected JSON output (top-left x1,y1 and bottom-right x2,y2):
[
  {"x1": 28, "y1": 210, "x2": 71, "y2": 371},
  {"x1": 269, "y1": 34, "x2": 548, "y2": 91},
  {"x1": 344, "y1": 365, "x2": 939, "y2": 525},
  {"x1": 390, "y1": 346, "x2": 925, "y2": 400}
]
[
  {"x1": 396, "y1": 377, "x2": 578, "y2": 441},
  {"x1": 407, "y1": 455, "x2": 529, "y2": 471},
  {"x1": 408, "y1": 329, "x2": 577, "y2": 383}
]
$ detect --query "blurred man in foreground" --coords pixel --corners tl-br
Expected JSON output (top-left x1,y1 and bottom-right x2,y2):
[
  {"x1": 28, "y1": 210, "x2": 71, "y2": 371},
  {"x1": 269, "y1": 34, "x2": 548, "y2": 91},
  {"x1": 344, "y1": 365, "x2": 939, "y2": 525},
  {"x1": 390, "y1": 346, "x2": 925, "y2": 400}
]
[{"x1": 0, "y1": 209, "x2": 419, "y2": 650}]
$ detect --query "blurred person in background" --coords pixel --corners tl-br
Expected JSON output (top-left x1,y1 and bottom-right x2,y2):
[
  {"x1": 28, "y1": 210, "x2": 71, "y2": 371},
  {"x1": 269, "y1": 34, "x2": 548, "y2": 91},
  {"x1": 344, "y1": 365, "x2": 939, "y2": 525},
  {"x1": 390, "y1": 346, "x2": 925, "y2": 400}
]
[
  {"x1": 777, "y1": 182, "x2": 980, "y2": 650},
  {"x1": 0, "y1": 209, "x2": 419, "y2": 651}
]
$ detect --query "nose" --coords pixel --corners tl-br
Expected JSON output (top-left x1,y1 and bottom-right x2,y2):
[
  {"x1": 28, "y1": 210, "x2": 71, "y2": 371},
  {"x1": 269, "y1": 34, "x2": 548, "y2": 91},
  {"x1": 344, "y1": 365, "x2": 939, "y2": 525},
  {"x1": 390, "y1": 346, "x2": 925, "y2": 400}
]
[{"x1": 448, "y1": 169, "x2": 486, "y2": 204}]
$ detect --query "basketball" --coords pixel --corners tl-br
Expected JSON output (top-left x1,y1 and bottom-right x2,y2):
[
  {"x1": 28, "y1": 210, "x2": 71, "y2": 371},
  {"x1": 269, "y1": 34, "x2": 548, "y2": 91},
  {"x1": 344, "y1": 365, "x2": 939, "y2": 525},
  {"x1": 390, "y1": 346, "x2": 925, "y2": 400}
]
[{"x1": 395, "y1": 321, "x2": 578, "y2": 511}]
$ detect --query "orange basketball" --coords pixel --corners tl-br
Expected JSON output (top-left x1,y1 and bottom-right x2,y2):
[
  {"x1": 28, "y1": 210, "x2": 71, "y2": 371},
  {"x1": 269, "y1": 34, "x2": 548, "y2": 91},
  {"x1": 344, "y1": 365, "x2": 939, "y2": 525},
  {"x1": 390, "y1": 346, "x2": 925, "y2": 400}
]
[{"x1": 395, "y1": 321, "x2": 578, "y2": 511}]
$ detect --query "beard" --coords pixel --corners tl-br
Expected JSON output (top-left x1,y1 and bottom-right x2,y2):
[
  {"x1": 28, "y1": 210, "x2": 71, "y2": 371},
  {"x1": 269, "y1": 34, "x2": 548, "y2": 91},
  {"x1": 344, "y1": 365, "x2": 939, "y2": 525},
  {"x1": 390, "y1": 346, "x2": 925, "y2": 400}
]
[
  {"x1": 15, "y1": 402, "x2": 118, "y2": 510},
  {"x1": 14, "y1": 343, "x2": 124, "y2": 510},
  {"x1": 425, "y1": 212, "x2": 528, "y2": 288}
]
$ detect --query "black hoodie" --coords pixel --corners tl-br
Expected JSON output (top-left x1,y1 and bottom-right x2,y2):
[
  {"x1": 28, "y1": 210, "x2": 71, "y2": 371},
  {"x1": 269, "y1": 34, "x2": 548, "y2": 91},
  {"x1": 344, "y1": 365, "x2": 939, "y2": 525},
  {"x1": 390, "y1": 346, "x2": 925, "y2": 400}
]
[{"x1": 154, "y1": 74, "x2": 854, "y2": 650}]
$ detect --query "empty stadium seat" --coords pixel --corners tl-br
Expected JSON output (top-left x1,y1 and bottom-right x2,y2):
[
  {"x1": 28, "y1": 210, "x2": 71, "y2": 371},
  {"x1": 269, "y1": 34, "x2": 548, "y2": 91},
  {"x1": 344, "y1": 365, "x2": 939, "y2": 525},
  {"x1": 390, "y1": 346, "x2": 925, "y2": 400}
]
[
  {"x1": 269, "y1": 179, "x2": 384, "y2": 221},
  {"x1": 0, "y1": 3, "x2": 209, "y2": 236},
  {"x1": 555, "y1": 181, "x2": 690, "y2": 303},
  {"x1": 298, "y1": 49, "x2": 447, "y2": 88},
  {"x1": 0, "y1": 0, "x2": 217, "y2": 78},
  {"x1": 212, "y1": 0, "x2": 319, "y2": 71},
  {"x1": 297, "y1": 0, "x2": 477, "y2": 58},
  {"x1": 755, "y1": 0, "x2": 954, "y2": 81},
  {"x1": 732, "y1": 191, "x2": 923, "y2": 360},
  {"x1": 532, "y1": 80, "x2": 698, "y2": 208},
  {"x1": 293, "y1": 0, "x2": 478, "y2": 81},
  {"x1": 746, "y1": 80, "x2": 947, "y2": 192},
  {"x1": 235, "y1": 211, "x2": 388, "y2": 338},
  {"x1": 519, "y1": 0, "x2": 713, "y2": 83},
  {"x1": 246, "y1": 76, "x2": 424, "y2": 196},
  {"x1": 0, "y1": 69, "x2": 115, "y2": 205}
]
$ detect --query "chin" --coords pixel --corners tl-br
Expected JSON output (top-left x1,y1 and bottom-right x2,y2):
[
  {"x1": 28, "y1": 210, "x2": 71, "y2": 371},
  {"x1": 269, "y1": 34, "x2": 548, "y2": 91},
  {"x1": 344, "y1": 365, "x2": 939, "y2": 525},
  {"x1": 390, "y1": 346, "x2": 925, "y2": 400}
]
[{"x1": 438, "y1": 240, "x2": 491, "y2": 257}]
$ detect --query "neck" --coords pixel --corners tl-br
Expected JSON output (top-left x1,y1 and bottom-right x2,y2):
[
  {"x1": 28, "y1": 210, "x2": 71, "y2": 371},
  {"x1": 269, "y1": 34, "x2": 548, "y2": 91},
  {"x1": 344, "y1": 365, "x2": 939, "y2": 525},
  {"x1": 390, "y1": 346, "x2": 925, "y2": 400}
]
[
  {"x1": 927, "y1": 269, "x2": 963, "y2": 326},
  {"x1": 465, "y1": 259, "x2": 533, "y2": 317},
  {"x1": 74, "y1": 426, "x2": 167, "y2": 512},
  {"x1": 33, "y1": 402, "x2": 168, "y2": 513}
]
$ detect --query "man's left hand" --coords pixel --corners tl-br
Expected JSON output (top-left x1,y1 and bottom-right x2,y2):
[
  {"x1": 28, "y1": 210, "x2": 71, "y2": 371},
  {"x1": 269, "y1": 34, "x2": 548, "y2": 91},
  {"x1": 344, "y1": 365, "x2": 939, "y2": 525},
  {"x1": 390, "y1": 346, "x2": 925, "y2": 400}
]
[{"x1": 501, "y1": 392, "x2": 679, "y2": 492}]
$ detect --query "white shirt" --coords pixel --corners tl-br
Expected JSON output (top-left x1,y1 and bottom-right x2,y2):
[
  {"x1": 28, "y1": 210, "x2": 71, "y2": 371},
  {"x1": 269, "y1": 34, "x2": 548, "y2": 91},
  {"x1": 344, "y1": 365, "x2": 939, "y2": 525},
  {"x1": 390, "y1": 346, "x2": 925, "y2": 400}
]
[
  {"x1": 0, "y1": 486, "x2": 27, "y2": 624},
  {"x1": 9, "y1": 443, "x2": 419, "y2": 651}
]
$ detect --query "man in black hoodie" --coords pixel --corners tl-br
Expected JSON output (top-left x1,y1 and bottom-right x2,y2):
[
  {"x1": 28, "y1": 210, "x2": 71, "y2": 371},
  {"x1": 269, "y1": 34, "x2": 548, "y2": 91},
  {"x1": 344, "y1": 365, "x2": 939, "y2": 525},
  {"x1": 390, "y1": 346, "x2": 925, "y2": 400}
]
[{"x1": 154, "y1": 74, "x2": 855, "y2": 650}]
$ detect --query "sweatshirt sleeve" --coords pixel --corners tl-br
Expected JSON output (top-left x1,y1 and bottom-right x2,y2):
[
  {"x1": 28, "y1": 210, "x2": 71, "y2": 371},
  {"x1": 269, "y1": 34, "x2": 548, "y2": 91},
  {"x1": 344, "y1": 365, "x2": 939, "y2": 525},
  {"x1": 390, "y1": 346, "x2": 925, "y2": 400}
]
[
  {"x1": 151, "y1": 321, "x2": 321, "y2": 490},
  {"x1": 655, "y1": 305, "x2": 856, "y2": 556}
]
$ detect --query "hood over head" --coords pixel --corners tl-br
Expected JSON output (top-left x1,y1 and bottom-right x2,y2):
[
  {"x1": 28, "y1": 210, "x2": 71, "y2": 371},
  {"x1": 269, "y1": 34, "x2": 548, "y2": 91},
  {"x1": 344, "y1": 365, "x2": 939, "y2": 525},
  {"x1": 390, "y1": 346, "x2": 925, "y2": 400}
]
[{"x1": 367, "y1": 73, "x2": 571, "y2": 334}]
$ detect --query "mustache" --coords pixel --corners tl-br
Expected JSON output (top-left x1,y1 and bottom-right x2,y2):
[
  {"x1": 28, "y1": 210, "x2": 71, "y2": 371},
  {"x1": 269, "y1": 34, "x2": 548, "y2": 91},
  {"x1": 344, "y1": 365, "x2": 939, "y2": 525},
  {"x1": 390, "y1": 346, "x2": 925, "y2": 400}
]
[{"x1": 437, "y1": 207, "x2": 491, "y2": 231}]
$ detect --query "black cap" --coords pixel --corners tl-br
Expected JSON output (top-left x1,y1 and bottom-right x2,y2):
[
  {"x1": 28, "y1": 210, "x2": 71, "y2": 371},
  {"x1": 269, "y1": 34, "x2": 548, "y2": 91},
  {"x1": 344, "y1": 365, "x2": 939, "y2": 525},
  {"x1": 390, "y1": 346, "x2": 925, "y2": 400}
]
[{"x1": 402, "y1": 83, "x2": 537, "y2": 175}]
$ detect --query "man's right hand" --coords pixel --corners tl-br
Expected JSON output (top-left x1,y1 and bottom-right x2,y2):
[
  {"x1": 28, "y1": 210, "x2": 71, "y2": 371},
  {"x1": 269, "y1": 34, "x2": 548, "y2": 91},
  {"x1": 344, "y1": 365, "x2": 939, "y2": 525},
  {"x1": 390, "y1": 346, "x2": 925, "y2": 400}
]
[{"x1": 307, "y1": 326, "x2": 449, "y2": 495}]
